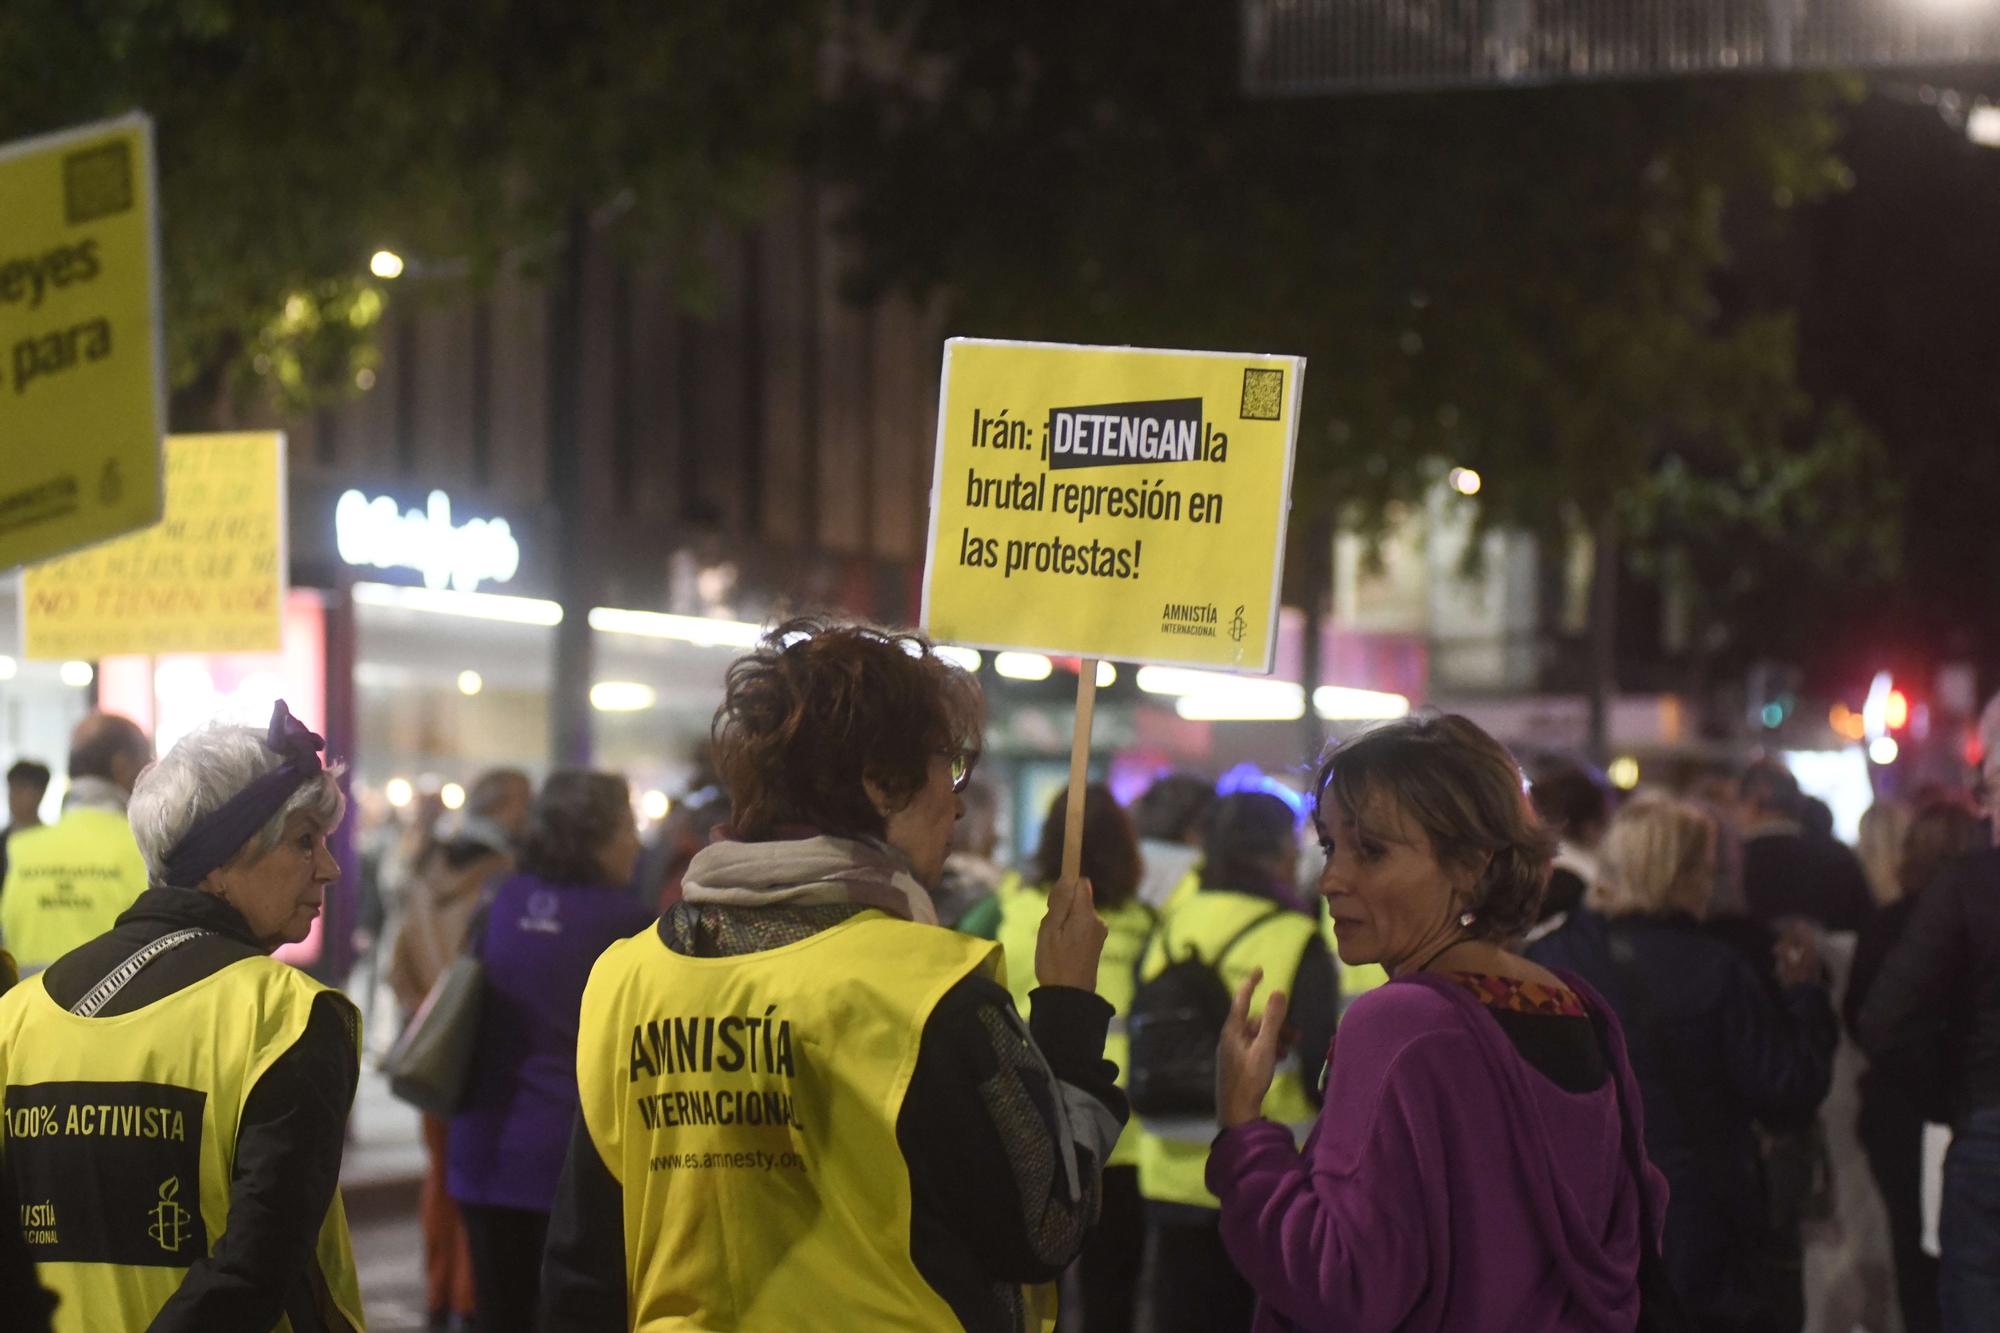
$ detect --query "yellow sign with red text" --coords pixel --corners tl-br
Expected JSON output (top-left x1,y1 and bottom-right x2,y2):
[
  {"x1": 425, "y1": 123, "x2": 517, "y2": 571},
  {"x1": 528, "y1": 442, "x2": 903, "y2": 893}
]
[
  {"x1": 922, "y1": 339, "x2": 1303, "y2": 672},
  {"x1": 22, "y1": 432, "x2": 286, "y2": 658},
  {"x1": 0, "y1": 113, "x2": 165, "y2": 571}
]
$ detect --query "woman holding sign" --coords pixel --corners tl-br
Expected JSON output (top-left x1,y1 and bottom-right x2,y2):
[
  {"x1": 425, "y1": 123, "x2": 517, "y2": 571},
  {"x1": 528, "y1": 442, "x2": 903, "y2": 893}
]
[
  {"x1": 1208, "y1": 715, "x2": 1663, "y2": 1330},
  {"x1": 542, "y1": 619, "x2": 1127, "y2": 1332}
]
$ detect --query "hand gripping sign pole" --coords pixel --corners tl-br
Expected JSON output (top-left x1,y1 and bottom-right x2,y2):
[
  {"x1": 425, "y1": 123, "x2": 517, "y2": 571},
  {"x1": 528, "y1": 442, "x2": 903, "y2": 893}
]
[{"x1": 921, "y1": 337, "x2": 1305, "y2": 945}]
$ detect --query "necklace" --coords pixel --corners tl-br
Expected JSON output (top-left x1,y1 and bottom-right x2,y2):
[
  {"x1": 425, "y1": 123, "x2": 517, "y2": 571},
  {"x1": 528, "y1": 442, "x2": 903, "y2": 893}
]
[{"x1": 1402, "y1": 935, "x2": 1471, "y2": 978}]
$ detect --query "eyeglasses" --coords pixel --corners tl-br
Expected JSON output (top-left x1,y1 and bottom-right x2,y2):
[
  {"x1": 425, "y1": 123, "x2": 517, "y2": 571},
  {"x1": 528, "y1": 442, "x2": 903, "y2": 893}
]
[{"x1": 946, "y1": 751, "x2": 978, "y2": 793}]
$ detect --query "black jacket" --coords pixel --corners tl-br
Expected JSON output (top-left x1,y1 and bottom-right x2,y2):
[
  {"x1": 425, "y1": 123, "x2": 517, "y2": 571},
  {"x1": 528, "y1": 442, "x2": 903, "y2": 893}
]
[
  {"x1": 1527, "y1": 908, "x2": 1836, "y2": 1323},
  {"x1": 1859, "y1": 848, "x2": 2000, "y2": 1126}
]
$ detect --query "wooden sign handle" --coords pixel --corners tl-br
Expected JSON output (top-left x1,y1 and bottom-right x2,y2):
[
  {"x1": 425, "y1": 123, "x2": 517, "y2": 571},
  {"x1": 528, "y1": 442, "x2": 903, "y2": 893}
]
[{"x1": 1060, "y1": 659, "x2": 1099, "y2": 886}]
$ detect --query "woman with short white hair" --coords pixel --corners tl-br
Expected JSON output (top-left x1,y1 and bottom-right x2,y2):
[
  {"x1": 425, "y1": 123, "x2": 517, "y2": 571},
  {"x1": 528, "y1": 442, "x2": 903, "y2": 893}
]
[
  {"x1": 1529, "y1": 792, "x2": 1838, "y2": 1332},
  {"x1": 0, "y1": 701, "x2": 366, "y2": 1333}
]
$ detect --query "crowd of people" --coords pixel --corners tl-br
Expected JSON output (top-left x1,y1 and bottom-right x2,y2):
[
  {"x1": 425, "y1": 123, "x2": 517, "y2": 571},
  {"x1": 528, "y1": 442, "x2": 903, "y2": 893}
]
[{"x1": 2, "y1": 616, "x2": 1999, "y2": 1331}]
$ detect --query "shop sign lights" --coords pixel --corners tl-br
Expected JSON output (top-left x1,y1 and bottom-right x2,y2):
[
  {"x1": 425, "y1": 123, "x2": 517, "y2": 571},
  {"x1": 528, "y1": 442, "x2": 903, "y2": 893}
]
[{"x1": 334, "y1": 489, "x2": 520, "y2": 592}]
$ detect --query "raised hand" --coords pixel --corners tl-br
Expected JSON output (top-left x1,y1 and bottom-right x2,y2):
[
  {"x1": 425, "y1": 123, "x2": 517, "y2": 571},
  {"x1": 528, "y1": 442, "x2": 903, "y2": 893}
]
[{"x1": 1217, "y1": 967, "x2": 1288, "y2": 1129}]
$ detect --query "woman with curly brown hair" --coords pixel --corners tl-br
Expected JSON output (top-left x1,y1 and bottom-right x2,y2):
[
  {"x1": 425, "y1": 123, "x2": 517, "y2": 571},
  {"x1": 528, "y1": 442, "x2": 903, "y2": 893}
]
[
  {"x1": 1211, "y1": 714, "x2": 1667, "y2": 1331},
  {"x1": 542, "y1": 619, "x2": 1123, "y2": 1332}
]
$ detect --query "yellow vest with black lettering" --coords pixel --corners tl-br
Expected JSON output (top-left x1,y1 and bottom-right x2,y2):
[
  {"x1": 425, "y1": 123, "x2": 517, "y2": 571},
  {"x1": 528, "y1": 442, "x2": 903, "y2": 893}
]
[
  {"x1": 994, "y1": 877, "x2": 1152, "y2": 1168},
  {"x1": 0, "y1": 955, "x2": 365, "y2": 1333},
  {"x1": 1134, "y1": 888, "x2": 1320, "y2": 1210},
  {"x1": 0, "y1": 809, "x2": 150, "y2": 973},
  {"x1": 576, "y1": 909, "x2": 1059, "y2": 1331}
]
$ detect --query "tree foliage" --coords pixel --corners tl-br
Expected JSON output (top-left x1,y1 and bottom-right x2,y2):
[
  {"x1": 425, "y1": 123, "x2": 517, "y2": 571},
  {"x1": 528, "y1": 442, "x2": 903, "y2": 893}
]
[
  {"x1": 0, "y1": 0, "x2": 820, "y2": 423},
  {"x1": 824, "y1": 2, "x2": 1897, "y2": 675}
]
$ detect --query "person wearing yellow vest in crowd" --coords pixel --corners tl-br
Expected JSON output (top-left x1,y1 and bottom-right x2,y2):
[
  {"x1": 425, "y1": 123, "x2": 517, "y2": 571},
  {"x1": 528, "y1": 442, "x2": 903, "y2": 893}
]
[
  {"x1": 0, "y1": 701, "x2": 364, "y2": 1333},
  {"x1": 0, "y1": 714, "x2": 152, "y2": 975},
  {"x1": 995, "y1": 783, "x2": 1151, "y2": 1333},
  {"x1": 1133, "y1": 791, "x2": 1337, "y2": 1333},
  {"x1": 1133, "y1": 772, "x2": 1214, "y2": 912},
  {"x1": 543, "y1": 619, "x2": 1127, "y2": 1333}
]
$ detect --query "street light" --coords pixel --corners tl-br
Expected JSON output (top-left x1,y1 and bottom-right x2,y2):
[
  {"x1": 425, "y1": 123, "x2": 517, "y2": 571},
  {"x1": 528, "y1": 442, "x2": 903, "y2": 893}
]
[
  {"x1": 369, "y1": 249, "x2": 405, "y2": 280},
  {"x1": 1973, "y1": 105, "x2": 2000, "y2": 148},
  {"x1": 1448, "y1": 466, "x2": 1483, "y2": 496}
]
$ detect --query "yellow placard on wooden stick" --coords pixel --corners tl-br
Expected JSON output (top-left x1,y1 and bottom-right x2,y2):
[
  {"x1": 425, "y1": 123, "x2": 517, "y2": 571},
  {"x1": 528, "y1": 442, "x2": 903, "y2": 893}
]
[
  {"x1": 22, "y1": 432, "x2": 286, "y2": 658},
  {"x1": 922, "y1": 338, "x2": 1304, "y2": 674},
  {"x1": 0, "y1": 113, "x2": 165, "y2": 571},
  {"x1": 922, "y1": 338, "x2": 1305, "y2": 886}
]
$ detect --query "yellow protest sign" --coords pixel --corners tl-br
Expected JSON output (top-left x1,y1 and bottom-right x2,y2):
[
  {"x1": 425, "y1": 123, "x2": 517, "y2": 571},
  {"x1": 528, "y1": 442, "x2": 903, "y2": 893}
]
[
  {"x1": 923, "y1": 338, "x2": 1303, "y2": 672},
  {"x1": 0, "y1": 113, "x2": 165, "y2": 572},
  {"x1": 22, "y1": 432, "x2": 286, "y2": 658}
]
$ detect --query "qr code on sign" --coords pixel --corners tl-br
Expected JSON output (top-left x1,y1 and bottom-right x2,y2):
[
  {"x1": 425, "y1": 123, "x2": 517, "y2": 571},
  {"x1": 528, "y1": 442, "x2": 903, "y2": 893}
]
[
  {"x1": 1240, "y1": 368, "x2": 1284, "y2": 422},
  {"x1": 64, "y1": 141, "x2": 134, "y2": 225}
]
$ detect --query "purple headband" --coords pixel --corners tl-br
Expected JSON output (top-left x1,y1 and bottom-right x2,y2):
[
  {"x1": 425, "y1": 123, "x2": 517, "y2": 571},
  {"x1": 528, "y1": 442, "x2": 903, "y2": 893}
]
[{"x1": 162, "y1": 700, "x2": 326, "y2": 888}]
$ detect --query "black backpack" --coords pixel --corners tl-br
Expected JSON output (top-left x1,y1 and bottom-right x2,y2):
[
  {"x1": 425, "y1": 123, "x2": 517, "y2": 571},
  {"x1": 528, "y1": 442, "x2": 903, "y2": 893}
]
[{"x1": 1126, "y1": 909, "x2": 1282, "y2": 1119}]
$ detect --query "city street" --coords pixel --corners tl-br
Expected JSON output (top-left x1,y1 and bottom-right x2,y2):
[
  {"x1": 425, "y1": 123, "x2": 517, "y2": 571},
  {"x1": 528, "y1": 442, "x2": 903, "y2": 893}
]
[{"x1": 352, "y1": 1203, "x2": 428, "y2": 1333}]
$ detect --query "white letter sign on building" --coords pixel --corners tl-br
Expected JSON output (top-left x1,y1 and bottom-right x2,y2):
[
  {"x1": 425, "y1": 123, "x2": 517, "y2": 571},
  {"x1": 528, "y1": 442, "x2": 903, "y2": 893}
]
[{"x1": 334, "y1": 489, "x2": 520, "y2": 592}]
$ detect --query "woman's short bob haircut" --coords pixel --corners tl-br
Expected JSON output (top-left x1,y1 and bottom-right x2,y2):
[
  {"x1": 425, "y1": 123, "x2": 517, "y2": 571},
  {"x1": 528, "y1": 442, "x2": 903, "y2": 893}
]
[
  {"x1": 520, "y1": 771, "x2": 631, "y2": 886},
  {"x1": 1031, "y1": 784, "x2": 1142, "y2": 911},
  {"x1": 713, "y1": 617, "x2": 983, "y2": 842},
  {"x1": 1588, "y1": 794, "x2": 1716, "y2": 920},
  {"x1": 129, "y1": 721, "x2": 347, "y2": 889},
  {"x1": 1314, "y1": 713, "x2": 1553, "y2": 942}
]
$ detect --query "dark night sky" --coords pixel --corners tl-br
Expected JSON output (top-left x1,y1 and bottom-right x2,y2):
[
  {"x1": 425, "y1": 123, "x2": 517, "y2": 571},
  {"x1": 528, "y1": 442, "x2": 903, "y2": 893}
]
[{"x1": 1792, "y1": 70, "x2": 2000, "y2": 696}]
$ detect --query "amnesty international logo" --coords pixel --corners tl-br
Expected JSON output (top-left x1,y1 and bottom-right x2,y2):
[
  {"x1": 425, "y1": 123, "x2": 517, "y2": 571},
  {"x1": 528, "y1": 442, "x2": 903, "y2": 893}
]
[
  {"x1": 1228, "y1": 604, "x2": 1247, "y2": 643},
  {"x1": 147, "y1": 1176, "x2": 192, "y2": 1254}
]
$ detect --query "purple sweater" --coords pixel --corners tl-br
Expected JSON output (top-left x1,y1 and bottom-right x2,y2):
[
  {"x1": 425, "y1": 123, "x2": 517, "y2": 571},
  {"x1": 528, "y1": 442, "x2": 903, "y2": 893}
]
[
  {"x1": 447, "y1": 873, "x2": 655, "y2": 1212},
  {"x1": 1207, "y1": 971, "x2": 1666, "y2": 1332}
]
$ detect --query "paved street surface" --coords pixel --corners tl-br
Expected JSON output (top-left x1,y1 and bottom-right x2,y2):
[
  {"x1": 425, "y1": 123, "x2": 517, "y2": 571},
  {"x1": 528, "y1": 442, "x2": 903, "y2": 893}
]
[{"x1": 353, "y1": 1203, "x2": 430, "y2": 1333}]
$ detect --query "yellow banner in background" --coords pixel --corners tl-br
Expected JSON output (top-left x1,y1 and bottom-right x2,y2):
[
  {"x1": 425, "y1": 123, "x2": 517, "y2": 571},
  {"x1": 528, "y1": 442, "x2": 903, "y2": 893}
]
[
  {"x1": 0, "y1": 113, "x2": 165, "y2": 571},
  {"x1": 22, "y1": 432, "x2": 286, "y2": 658},
  {"x1": 922, "y1": 338, "x2": 1304, "y2": 672}
]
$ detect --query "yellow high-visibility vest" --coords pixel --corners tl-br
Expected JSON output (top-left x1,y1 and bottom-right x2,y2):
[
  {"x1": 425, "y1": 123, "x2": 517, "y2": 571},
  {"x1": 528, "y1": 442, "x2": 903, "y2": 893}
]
[
  {"x1": 0, "y1": 957, "x2": 364, "y2": 1333},
  {"x1": 1134, "y1": 888, "x2": 1320, "y2": 1210},
  {"x1": 994, "y1": 878, "x2": 1152, "y2": 1168},
  {"x1": 1321, "y1": 900, "x2": 1389, "y2": 1008},
  {"x1": 575, "y1": 909, "x2": 1058, "y2": 1331},
  {"x1": 0, "y1": 809, "x2": 149, "y2": 973}
]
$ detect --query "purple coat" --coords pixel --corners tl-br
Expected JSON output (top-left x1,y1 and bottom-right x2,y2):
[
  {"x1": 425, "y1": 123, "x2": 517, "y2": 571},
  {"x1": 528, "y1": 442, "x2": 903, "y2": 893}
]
[
  {"x1": 1207, "y1": 971, "x2": 1667, "y2": 1332},
  {"x1": 447, "y1": 873, "x2": 655, "y2": 1211}
]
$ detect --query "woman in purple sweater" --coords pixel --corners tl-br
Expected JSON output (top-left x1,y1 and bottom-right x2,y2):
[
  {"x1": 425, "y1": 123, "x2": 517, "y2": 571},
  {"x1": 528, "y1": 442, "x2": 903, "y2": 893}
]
[
  {"x1": 1210, "y1": 715, "x2": 1668, "y2": 1331},
  {"x1": 447, "y1": 772, "x2": 654, "y2": 1333}
]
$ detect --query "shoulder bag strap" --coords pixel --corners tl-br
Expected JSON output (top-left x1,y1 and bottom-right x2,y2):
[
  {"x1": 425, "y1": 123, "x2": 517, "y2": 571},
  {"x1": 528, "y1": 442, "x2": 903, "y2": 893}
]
[
  {"x1": 461, "y1": 887, "x2": 500, "y2": 963},
  {"x1": 69, "y1": 928, "x2": 214, "y2": 1017},
  {"x1": 1211, "y1": 906, "x2": 1286, "y2": 970}
]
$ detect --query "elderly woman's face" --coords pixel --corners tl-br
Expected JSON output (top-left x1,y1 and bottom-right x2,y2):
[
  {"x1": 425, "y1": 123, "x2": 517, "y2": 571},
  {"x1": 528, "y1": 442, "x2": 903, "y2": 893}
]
[
  {"x1": 211, "y1": 810, "x2": 340, "y2": 949},
  {"x1": 1316, "y1": 793, "x2": 1471, "y2": 973},
  {"x1": 876, "y1": 754, "x2": 964, "y2": 891}
]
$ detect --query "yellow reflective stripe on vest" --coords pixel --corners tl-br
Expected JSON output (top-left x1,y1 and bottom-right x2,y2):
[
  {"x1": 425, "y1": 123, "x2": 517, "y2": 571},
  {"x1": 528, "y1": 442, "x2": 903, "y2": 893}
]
[
  {"x1": 0, "y1": 809, "x2": 149, "y2": 972},
  {"x1": 1134, "y1": 890, "x2": 1319, "y2": 1209},
  {"x1": 0, "y1": 957, "x2": 364, "y2": 1333},
  {"x1": 994, "y1": 885, "x2": 1152, "y2": 1168},
  {"x1": 576, "y1": 910, "x2": 1048, "y2": 1330}
]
